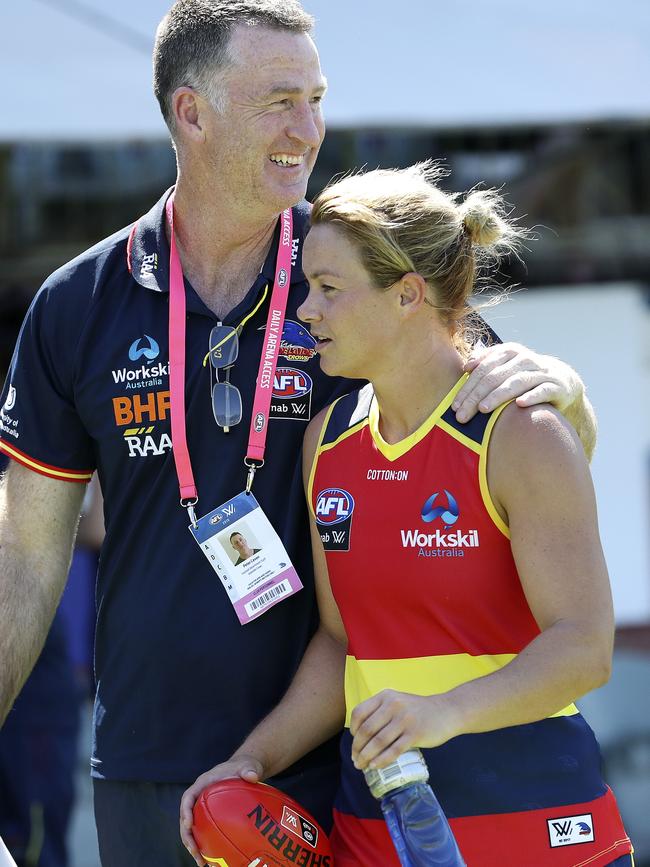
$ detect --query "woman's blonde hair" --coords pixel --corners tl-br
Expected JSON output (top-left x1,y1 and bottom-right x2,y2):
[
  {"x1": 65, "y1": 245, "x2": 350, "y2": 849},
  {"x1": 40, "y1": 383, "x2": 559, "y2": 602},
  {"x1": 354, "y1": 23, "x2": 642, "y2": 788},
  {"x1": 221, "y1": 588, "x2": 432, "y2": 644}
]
[{"x1": 310, "y1": 161, "x2": 525, "y2": 352}]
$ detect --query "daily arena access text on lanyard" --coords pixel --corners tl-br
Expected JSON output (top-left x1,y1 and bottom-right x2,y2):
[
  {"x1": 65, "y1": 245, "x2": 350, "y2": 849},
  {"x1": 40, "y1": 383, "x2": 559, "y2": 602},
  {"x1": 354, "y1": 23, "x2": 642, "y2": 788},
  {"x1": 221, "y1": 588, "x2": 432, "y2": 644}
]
[{"x1": 166, "y1": 195, "x2": 303, "y2": 625}]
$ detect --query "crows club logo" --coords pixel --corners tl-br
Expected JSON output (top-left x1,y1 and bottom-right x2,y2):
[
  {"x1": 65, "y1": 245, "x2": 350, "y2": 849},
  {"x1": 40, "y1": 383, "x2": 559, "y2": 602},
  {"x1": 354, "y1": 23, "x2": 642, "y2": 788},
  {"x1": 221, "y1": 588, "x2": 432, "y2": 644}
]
[
  {"x1": 273, "y1": 368, "x2": 312, "y2": 400},
  {"x1": 128, "y1": 334, "x2": 160, "y2": 362},
  {"x1": 421, "y1": 489, "x2": 459, "y2": 526},
  {"x1": 262, "y1": 320, "x2": 317, "y2": 363}
]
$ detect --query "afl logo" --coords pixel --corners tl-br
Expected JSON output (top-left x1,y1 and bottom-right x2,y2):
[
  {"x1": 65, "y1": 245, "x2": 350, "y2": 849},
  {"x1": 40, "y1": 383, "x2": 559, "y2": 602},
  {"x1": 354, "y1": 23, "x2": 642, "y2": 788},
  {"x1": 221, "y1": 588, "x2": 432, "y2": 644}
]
[
  {"x1": 315, "y1": 488, "x2": 355, "y2": 525},
  {"x1": 254, "y1": 412, "x2": 265, "y2": 432},
  {"x1": 277, "y1": 268, "x2": 288, "y2": 288},
  {"x1": 273, "y1": 367, "x2": 312, "y2": 400}
]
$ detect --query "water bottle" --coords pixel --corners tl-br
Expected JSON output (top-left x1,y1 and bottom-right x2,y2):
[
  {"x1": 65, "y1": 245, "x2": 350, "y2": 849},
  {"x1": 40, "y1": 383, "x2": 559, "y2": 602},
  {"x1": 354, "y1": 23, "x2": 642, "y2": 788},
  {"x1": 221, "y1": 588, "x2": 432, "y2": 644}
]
[{"x1": 364, "y1": 749, "x2": 466, "y2": 866}]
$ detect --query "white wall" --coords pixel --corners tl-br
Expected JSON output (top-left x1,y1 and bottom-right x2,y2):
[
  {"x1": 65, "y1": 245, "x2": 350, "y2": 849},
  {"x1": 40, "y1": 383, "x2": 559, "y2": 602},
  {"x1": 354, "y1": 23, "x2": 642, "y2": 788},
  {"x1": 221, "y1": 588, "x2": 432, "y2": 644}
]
[{"x1": 483, "y1": 284, "x2": 650, "y2": 625}]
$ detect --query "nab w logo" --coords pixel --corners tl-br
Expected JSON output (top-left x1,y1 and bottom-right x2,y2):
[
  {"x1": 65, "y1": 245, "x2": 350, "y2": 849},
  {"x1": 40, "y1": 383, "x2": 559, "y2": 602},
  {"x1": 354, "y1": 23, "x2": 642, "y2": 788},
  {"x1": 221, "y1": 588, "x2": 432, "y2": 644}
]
[
  {"x1": 315, "y1": 488, "x2": 354, "y2": 525},
  {"x1": 223, "y1": 504, "x2": 235, "y2": 517},
  {"x1": 552, "y1": 820, "x2": 572, "y2": 836},
  {"x1": 273, "y1": 368, "x2": 312, "y2": 399},
  {"x1": 421, "y1": 489, "x2": 459, "y2": 526},
  {"x1": 128, "y1": 335, "x2": 160, "y2": 362}
]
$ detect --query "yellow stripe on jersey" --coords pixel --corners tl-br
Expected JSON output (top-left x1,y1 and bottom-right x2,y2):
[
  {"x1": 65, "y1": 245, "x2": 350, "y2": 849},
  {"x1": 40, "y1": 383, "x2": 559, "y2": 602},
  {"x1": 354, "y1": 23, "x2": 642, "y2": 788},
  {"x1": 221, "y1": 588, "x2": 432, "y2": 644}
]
[
  {"x1": 317, "y1": 416, "x2": 369, "y2": 457},
  {"x1": 343, "y1": 653, "x2": 578, "y2": 727},
  {"x1": 436, "y1": 417, "x2": 482, "y2": 454},
  {"x1": 367, "y1": 374, "x2": 470, "y2": 463},
  {"x1": 478, "y1": 401, "x2": 511, "y2": 538},
  {"x1": 307, "y1": 399, "x2": 339, "y2": 519}
]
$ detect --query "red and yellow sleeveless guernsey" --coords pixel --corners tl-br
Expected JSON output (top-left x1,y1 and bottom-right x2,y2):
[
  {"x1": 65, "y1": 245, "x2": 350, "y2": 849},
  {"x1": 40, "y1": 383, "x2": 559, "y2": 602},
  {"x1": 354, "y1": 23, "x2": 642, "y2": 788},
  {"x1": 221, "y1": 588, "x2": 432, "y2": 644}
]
[{"x1": 308, "y1": 376, "x2": 631, "y2": 867}]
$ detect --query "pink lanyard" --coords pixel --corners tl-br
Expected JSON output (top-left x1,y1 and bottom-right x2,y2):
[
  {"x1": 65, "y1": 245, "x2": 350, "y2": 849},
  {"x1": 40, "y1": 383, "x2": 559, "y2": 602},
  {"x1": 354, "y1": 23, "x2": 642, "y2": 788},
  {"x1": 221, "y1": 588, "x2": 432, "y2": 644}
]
[{"x1": 166, "y1": 195, "x2": 294, "y2": 522}]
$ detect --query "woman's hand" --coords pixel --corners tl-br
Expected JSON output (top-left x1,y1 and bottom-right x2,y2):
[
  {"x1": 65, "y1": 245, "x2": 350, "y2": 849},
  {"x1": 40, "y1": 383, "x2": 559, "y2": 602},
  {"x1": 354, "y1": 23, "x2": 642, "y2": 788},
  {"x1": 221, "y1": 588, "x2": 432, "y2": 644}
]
[{"x1": 349, "y1": 689, "x2": 459, "y2": 771}]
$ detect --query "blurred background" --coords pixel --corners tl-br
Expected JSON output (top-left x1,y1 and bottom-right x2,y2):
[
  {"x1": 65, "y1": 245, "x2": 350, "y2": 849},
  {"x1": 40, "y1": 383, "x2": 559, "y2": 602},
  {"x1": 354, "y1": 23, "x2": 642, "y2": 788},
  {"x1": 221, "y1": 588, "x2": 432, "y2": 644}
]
[{"x1": 1, "y1": 0, "x2": 648, "y2": 864}]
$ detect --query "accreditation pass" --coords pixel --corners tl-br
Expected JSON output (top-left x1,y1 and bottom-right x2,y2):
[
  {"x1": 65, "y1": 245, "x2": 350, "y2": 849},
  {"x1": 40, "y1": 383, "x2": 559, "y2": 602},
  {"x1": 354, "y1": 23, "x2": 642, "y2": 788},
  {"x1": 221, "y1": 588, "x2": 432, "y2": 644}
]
[{"x1": 189, "y1": 492, "x2": 303, "y2": 625}]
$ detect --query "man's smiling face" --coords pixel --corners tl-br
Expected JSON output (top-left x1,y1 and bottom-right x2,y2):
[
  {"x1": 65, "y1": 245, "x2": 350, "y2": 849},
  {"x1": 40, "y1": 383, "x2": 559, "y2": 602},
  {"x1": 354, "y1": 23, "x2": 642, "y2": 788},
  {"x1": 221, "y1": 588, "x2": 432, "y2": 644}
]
[{"x1": 201, "y1": 24, "x2": 326, "y2": 220}]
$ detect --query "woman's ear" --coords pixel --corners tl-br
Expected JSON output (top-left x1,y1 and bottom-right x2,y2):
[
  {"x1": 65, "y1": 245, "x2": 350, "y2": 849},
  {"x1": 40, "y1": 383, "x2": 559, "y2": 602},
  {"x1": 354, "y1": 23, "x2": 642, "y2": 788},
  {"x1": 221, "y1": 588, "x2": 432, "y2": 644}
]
[{"x1": 396, "y1": 272, "x2": 428, "y2": 313}]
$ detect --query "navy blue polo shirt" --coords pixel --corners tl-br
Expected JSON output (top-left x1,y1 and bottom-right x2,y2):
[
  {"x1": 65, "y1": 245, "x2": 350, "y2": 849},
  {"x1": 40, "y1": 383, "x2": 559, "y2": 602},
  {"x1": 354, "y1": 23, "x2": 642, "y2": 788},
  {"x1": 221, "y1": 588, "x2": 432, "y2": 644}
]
[{"x1": 0, "y1": 189, "x2": 354, "y2": 783}]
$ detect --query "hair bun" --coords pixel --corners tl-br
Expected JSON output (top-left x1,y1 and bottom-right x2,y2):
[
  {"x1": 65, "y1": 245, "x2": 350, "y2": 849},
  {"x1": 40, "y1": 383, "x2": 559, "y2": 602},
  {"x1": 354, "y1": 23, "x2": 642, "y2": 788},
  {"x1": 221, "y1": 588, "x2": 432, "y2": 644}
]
[{"x1": 460, "y1": 190, "x2": 506, "y2": 247}]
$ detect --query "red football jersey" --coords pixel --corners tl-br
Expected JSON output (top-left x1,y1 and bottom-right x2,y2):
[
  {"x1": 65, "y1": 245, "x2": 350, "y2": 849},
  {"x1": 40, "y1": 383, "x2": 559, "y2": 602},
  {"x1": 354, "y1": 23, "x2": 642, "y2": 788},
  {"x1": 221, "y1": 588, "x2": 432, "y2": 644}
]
[{"x1": 309, "y1": 376, "x2": 631, "y2": 867}]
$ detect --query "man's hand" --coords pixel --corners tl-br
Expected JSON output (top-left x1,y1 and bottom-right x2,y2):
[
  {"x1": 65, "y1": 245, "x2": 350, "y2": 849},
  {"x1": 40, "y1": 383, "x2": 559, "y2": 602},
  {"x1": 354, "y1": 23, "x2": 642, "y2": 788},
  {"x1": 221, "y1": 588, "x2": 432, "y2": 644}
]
[
  {"x1": 452, "y1": 343, "x2": 583, "y2": 423},
  {"x1": 179, "y1": 754, "x2": 264, "y2": 866}
]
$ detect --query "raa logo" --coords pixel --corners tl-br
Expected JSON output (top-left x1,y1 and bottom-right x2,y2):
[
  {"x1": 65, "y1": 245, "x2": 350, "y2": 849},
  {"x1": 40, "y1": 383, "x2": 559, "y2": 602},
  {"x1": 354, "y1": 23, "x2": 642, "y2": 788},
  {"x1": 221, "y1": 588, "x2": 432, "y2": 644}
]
[
  {"x1": 421, "y1": 489, "x2": 459, "y2": 527},
  {"x1": 128, "y1": 335, "x2": 160, "y2": 362}
]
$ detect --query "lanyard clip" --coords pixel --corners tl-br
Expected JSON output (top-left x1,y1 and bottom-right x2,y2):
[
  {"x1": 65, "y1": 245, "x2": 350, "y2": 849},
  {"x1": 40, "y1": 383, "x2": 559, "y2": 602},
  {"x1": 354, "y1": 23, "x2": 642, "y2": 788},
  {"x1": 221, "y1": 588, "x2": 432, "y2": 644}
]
[
  {"x1": 244, "y1": 459, "x2": 264, "y2": 494},
  {"x1": 181, "y1": 496, "x2": 199, "y2": 528}
]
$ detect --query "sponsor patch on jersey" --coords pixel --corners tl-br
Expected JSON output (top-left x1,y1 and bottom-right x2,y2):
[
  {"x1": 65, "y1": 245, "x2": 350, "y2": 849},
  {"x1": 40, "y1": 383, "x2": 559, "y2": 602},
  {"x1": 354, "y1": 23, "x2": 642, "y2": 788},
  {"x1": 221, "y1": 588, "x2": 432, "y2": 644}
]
[
  {"x1": 399, "y1": 490, "x2": 480, "y2": 559},
  {"x1": 128, "y1": 334, "x2": 160, "y2": 362},
  {"x1": 270, "y1": 367, "x2": 312, "y2": 422},
  {"x1": 261, "y1": 319, "x2": 317, "y2": 363},
  {"x1": 273, "y1": 368, "x2": 312, "y2": 400},
  {"x1": 315, "y1": 488, "x2": 355, "y2": 551},
  {"x1": 547, "y1": 813, "x2": 594, "y2": 847}
]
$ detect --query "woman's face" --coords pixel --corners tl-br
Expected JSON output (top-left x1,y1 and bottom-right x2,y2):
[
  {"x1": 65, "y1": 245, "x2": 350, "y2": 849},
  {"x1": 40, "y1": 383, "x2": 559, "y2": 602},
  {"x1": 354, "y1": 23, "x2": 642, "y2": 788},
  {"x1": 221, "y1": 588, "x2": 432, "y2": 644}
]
[{"x1": 298, "y1": 223, "x2": 397, "y2": 380}]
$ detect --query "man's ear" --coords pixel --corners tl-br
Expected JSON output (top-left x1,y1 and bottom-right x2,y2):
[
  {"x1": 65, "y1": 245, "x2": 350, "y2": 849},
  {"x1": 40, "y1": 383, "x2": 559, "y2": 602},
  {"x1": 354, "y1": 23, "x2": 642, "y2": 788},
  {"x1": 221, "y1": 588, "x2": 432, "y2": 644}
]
[{"x1": 172, "y1": 86, "x2": 205, "y2": 141}]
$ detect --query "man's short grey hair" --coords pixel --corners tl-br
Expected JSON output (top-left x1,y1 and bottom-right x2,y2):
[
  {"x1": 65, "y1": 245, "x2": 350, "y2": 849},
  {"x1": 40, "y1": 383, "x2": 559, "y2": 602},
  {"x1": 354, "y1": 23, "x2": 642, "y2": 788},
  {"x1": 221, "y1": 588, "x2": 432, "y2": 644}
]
[{"x1": 153, "y1": 0, "x2": 314, "y2": 133}]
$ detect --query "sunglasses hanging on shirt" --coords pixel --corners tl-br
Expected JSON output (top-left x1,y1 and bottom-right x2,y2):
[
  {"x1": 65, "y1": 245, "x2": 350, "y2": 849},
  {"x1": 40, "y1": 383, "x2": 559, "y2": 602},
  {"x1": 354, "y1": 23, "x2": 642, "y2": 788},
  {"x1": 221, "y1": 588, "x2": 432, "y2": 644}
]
[{"x1": 208, "y1": 324, "x2": 242, "y2": 432}]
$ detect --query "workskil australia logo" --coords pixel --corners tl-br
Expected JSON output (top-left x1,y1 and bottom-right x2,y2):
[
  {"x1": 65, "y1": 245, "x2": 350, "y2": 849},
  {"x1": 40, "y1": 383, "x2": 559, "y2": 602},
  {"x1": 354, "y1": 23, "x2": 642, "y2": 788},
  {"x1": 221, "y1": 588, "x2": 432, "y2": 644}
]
[
  {"x1": 401, "y1": 490, "x2": 479, "y2": 558},
  {"x1": 111, "y1": 335, "x2": 169, "y2": 389},
  {"x1": 315, "y1": 488, "x2": 354, "y2": 551}
]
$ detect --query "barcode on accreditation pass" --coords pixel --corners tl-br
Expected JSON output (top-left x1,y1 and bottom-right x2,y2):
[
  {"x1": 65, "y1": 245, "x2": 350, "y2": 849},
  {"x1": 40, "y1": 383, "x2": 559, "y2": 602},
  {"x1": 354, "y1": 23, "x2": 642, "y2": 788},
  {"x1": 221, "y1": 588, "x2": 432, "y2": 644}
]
[{"x1": 245, "y1": 581, "x2": 291, "y2": 615}]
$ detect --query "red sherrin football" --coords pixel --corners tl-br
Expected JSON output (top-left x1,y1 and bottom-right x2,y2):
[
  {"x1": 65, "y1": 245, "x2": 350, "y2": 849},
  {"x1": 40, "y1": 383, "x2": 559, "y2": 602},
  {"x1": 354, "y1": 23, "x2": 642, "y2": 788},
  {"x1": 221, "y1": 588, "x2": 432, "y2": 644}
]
[{"x1": 192, "y1": 779, "x2": 333, "y2": 866}]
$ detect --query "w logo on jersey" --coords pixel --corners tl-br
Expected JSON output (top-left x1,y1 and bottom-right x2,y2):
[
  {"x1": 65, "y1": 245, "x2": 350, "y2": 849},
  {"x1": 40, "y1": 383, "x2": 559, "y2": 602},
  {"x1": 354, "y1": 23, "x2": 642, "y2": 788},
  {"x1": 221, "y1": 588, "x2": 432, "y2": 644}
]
[
  {"x1": 421, "y1": 489, "x2": 459, "y2": 526},
  {"x1": 316, "y1": 489, "x2": 354, "y2": 525},
  {"x1": 273, "y1": 368, "x2": 312, "y2": 399}
]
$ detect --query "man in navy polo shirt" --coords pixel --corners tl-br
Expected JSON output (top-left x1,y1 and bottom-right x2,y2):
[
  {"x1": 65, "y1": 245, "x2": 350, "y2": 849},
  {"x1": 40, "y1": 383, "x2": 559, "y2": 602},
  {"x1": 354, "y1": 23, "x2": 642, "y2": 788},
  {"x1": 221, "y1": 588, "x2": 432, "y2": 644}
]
[{"x1": 0, "y1": 2, "x2": 595, "y2": 864}]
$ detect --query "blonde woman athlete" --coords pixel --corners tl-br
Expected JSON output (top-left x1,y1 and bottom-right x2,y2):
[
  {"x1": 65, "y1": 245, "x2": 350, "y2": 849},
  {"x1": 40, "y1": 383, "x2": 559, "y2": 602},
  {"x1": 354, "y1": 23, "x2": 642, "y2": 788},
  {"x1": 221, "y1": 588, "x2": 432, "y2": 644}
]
[{"x1": 182, "y1": 164, "x2": 632, "y2": 866}]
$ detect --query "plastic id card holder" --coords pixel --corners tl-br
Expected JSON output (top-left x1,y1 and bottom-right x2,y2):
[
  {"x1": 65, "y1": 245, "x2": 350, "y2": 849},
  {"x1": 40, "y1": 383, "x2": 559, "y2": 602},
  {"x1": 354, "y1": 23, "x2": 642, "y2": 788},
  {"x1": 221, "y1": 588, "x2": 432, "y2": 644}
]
[{"x1": 189, "y1": 492, "x2": 303, "y2": 624}]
